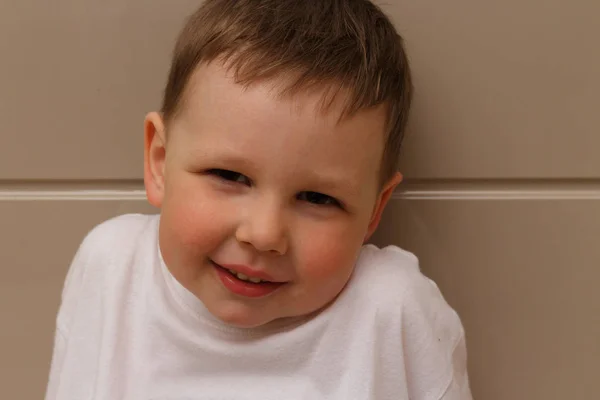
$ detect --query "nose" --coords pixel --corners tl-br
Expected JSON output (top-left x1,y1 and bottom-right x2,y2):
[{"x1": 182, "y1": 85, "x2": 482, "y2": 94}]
[{"x1": 235, "y1": 196, "x2": 288, "y2": 255}]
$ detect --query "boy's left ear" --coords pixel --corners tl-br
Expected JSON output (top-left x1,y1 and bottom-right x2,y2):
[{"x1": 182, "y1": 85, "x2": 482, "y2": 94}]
[{"x1": 364, "y1": 172, "x2": 403, "y2": 242}]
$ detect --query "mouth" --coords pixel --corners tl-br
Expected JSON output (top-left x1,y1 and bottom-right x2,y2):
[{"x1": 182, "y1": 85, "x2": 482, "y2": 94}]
[
  {"x1": 224, "y1": 268, "x2": 270, "y2": 284},
  {"x1": 210, "y1": 259, "x2": 286, "y2": 298}
]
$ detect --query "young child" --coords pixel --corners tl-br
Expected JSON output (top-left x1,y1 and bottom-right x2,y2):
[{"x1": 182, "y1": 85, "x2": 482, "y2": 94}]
[{"x1": 46, "y1": 0, "x2": 472, "y2": 398}]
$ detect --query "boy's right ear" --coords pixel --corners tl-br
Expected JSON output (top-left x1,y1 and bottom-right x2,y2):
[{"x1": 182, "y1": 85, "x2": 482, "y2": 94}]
[{"x1": 144, "y1": 112, "x2": 167, "y2": 208}]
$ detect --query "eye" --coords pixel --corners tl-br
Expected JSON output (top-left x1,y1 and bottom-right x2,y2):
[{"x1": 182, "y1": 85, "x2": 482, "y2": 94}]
[
  {"x1": 207, "y1": 169, "x2": 251, "y2": 186},
  {"x1": 298, "y1": 191, "x2": 341, "y2": 207}
]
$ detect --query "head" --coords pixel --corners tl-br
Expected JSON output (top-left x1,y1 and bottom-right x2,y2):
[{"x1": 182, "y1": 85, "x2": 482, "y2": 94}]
[{"x1": 144, "y1": 0, "x2": 413, "y2": 328}]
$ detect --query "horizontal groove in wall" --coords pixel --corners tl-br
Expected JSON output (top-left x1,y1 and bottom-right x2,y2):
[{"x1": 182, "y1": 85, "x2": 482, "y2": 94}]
[
  {"x1": 0, "y1": 190, "x2": 147, "y2": 201},
  {"x1": 402, "y1": 177, "x2": 600, "y2": 186},
  {"x1": 1, "y1": 181, "x2": 600, "y2": 200},
  {"x1": 395, "y1": 189, "x2": 600, "y2": 200},
  {"x1": 0, "y1": 179, "x2": 144, "y2": 191},
  {"x1": 397, "y1": 178, "x2": 600, "y2": 200}
]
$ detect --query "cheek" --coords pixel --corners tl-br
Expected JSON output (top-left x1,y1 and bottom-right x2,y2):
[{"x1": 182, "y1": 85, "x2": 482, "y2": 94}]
[
  {"x1": 160, "y1": 179, "x2": 229, "y2": 260},
  {"x1": 298, "y1": 224, "x2": 364, "y2": 283}
]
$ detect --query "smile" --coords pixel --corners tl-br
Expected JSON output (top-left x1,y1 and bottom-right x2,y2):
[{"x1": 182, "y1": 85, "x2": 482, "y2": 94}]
[
  {"x1": 225, "y1": 269, "x2": 267, "y2": 284},
  {"x1": 210, "y1": 259, "x2": 286, "y2": 298}
]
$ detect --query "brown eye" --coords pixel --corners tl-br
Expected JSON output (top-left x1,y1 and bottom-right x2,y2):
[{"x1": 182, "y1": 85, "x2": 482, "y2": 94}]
[
  {"x1": 298, "y1": 191, "x2": 340, "y2": 207},
  {"x1": 208, "y1": 169, "x2": 251, "y2": 186}
]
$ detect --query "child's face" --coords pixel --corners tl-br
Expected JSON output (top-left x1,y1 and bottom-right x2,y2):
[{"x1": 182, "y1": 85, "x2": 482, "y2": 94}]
[{"x1": 144, "y1": 62, "x2": 401, "y2": 328}]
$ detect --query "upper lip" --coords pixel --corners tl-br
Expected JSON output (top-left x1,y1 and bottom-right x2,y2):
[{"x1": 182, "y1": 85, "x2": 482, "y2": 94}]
[{"x1": 213, "y1": 261, "x2": 284, "y2": 283}]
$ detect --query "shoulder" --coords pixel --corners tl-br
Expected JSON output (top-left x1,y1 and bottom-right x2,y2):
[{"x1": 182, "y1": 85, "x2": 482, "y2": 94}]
[
  {"x1": 349, "y1": 244, "x2": 437, "y2": 310},
  {"x1": 79, "y1": 213, "x2": 158, "y2": 254},
  {"x1": 69, "y1": 213, "x2": 158, "y2": 269},
  {"x1": 57, "y1": 213, "x2": 159, "y2": 328},
  {"x1": 344, "y1": 245, "x2": 470, "y2": 398},
  {"x1": 70, "y1": 212, "x2": 159, "y2": 281},
  {"x1": 350, "y1": 243, "x2": 464, "y2": 340}
]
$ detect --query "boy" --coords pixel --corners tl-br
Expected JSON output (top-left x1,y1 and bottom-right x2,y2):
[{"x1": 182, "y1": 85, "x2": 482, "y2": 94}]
[{"x1": 46, "y1": 0, "x2": 472, "y2": 399}]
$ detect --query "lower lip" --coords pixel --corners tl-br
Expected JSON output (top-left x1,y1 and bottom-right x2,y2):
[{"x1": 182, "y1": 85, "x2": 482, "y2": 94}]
[{"x1": 212, "y1": 262, "x2": 285, "y2": 298}]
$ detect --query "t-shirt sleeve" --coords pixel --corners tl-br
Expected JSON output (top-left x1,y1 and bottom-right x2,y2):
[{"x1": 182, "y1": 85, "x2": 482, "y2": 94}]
[
  {"x1": 400, "y1": 275, "x2": 473, "y2": 400},
  {"x1": 45, "y1": 328, "x2": 67, "y2": 400},
  {"x1": 55, "y1": 229, "x2": 97, "y2": 333},
  {"x1": 45, "y1": 230, "x2": 97, "y2": 399}
]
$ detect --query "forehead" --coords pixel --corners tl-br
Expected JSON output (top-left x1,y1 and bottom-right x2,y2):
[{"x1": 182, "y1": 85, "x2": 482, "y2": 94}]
[{"x1": 172, "y1": 62, "x2": 387, "y2": 191}]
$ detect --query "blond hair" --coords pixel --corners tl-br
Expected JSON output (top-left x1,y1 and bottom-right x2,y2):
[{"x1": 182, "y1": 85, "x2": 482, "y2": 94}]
[{"x1": 162, "y1": 0, "x2": 412, "y2": 186}]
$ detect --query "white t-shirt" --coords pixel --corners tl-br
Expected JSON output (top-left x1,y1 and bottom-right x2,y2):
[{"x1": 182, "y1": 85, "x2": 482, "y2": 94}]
[{"x1": 46, "y1": 214, "x2": 472, "y2": 400}]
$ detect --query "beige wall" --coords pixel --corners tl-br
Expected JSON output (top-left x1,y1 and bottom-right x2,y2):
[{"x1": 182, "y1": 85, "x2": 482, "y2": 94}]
[{"x1": 1, "y1": 1, "x2": 598, "y2": 399}]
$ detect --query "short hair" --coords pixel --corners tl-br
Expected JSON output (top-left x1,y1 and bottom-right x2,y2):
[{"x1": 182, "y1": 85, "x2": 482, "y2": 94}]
[{"x1": 162, "y1": 0, "x2": 412, "y2": 186}]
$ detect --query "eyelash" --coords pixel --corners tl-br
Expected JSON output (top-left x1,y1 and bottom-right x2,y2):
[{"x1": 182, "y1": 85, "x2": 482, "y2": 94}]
[
  {"x1": 206, "y1": 169, "x2": 342, "y2": 208},
  {"x1": 208, "y1": 169, "x2": 252, "y2": 185}
]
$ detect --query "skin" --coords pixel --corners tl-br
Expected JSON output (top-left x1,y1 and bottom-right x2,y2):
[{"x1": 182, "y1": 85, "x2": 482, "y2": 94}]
[{"x1": 144, "y1": 61, "x2": 402, "y2": 328}]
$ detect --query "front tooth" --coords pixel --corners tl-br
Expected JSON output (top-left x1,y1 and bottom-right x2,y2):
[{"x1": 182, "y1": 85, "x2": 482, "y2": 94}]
[
  {"x1": 236, "y1": 272, "x2": 249, "y2": 281},
  {"x1": 249, "y1": 277, "x2": 262, "y2": 283}
]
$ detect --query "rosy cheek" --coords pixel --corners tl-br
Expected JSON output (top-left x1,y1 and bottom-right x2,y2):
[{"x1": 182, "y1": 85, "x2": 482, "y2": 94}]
[
  {"x1": 299, "y1": 229, "x2": 360, "y2": 281},
  {"x1": 163, "y1": 184, "x2": 226, "y2": 251}
]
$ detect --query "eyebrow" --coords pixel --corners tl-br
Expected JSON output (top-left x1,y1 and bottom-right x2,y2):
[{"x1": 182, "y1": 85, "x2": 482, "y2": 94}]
[
  {"x1": 301, "y1": 170, "x2": 362, "y2": 198},
  {"x1": 207, "y1": 153, "x2": 260, "y2": 172}
]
